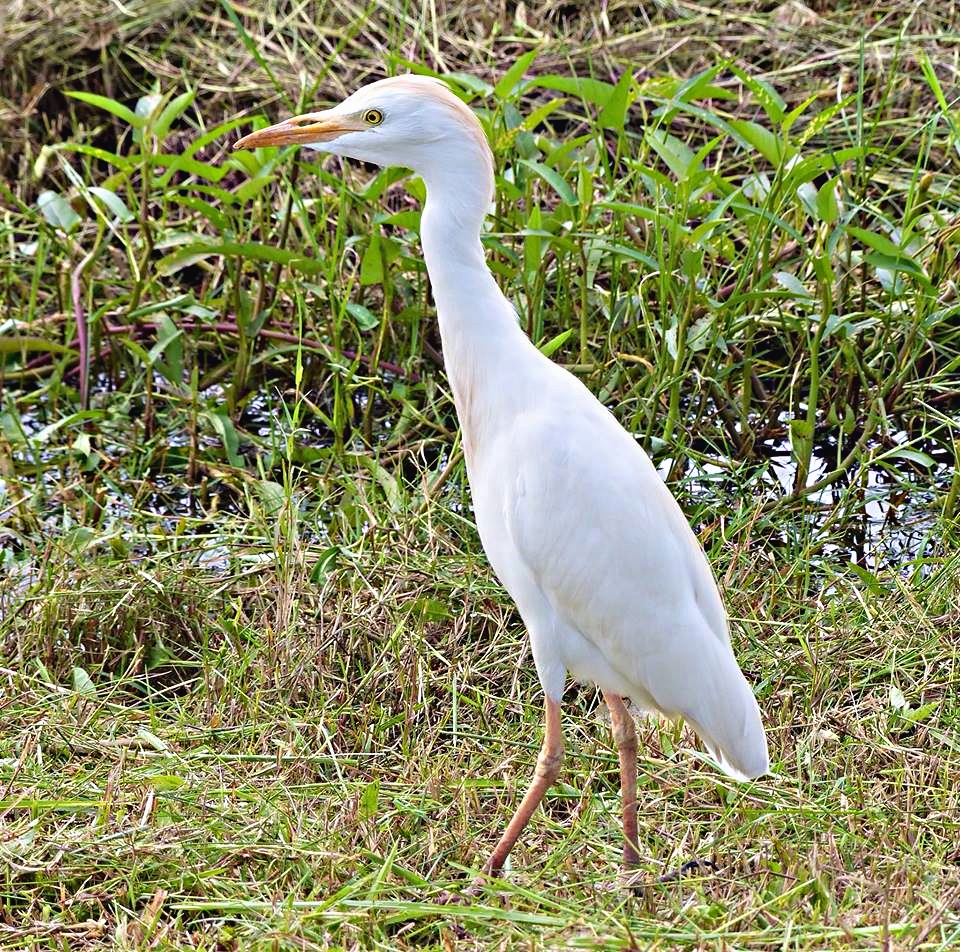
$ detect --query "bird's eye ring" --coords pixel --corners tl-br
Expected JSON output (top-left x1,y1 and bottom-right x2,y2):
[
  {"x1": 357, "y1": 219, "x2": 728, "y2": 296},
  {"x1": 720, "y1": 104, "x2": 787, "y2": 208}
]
[{"x1": 362, "y1": 108, "x2": 384, "y2": 125}]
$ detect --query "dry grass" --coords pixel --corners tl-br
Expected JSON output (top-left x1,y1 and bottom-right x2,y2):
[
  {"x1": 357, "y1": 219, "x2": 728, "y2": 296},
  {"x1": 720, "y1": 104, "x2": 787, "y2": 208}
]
[{"x1": 3, "y1": 538, "x2": 959, "y2": 947}]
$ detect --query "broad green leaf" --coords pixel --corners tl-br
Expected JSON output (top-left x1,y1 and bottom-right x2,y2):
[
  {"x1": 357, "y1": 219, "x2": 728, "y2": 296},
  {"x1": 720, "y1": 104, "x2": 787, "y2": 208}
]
[
  {"x1": 599, "y1": 200, "x2": 657, "y2": 220},
  {"x1": 136, "y1": 727, "x2": 170, "y2": 752},
  {"x1": 33, "y1": 410, "x2": 105, "y2": 445},
  {"x1": 774, "y1": 271, "x2": 812, "y2": 299},
  {"x1": 598, "y1": 70, "x2": 633, "y2": 131},
  {"x1": 645, "y1": 129, "x2": 697, "y2": 181},
  {"x1": 526, "y1": 74, "x2": 615, "y2": 109},
  {"x1": 361, "y1": 165, "x2": 410, "y2": 200},
  {"x1": 815, "y1": 178, "x2": 840, "y2": 224},
  {"x1": 233, "y1": 177, "x2": 275, "y2": 204},
  {"x1": 415, "y1": 597, "x2": 453, "y2": 622},
  {"x1": 789, "y1": 418, "x2": 814, "y2": 465},
  {"x1": 254, "y1": 479, "x2": 287, "y2": 516},
  {"x1": 374, "y1": 210, "x2": 420, "y2": 231},
  {"x1": 167, "y1": 194, "x2": 229, "y2": 231},
  {"x1": 37, "y1": 190, "x2": 81, "y2": 232},
  {"x1": 518, "y1": 159, "x2": 578, "y2": 206},
  {"x1": 403, "y1": 177, "x2": 426, "y2": 203},
  {"x1": 157, "y1": 242, "x2": 323, "y2": 276},
  {"x1": 905, "y1": 701, "x2": 939, "y2": 723},
  {"x1": 206, "y1": 408, "x2": 244, "y2": 468},
  {"x1": 523, "y1": 97, "x2": 567, "y2": 131},
  {"x1": 796, "y1": 181, "x2": 818, "y2": 218},
  {"x1": 72, "y1": 667, "x2": 96, "y2": 696},
  {"x1": 310, "y1": 546, "x2": 340, "y2": 584},
  {"x1": 150, "y1": 314, "x2": 183, "y2": 385},
  {"x1": 346, "y1": 301, "x2": 380, "y2": 330},
  {"x1": 150, "y1": 154, "x2": 229, "y2": 183},
  {"x1": 70, "y1": 432, "x2": 93, "y2": 467},
  {"x1": 0, "y1": 337, "x2": 75, "y2": 355},
  {"x1": 360, "y1": 233, "x2": 384, "y2": 285},
  {"x1": 687, "y1": 315, "x2": 714, "y2": 352},
  {"x1": 360, "y1": 457, "x2": 401, "y2": 512},
  {"x1": 61, "y1": 527, "x2": 95, "y2": 554},
  {"x1": 88, "y1": 186, "x2": 134, "y2": 222},
  {"x1": 593, "y1": 240, "x2": 657, "y2": 268},
  {"x1": 514, "y1": 128, "x2": 538, "y2": 160},
  {"x1": 66, "y1": 91, "x2": 143, "y2": 128},
  {"x1": 883, "y1": 447, "x2": 936, "y2": 467},
  {"x1": 155, "y1": 248, "x2": 218, "y2": 274},
  {"x1": 155, "y1": 90, "x2": 196, "y2": 139},
  {"x1": 846, "y1": 226, "x2": 917, "y2": 262},
  {"x1": 494, "y1": 50, "x2": 538, "y2": 100},
  {"x1": 539, "y1": 328, "x2": 575, "y2": 357},
  {"x1": 864, "y1": 253, "x2": 930, "y2": 288},
  {"x1": 359, "y1": 779, "x2": 379, "y2": 820},
  {"x1": 502, "y1": 101, "x2": 523, "y2": 131},
  {"x1": 728, "y1": 119, "x2": 790, "y2": 164},
  {"x1": 149, "y1": 775, "x2": 187, "y2": 791},
  {"x1": 446, "y1": 72, "x2": 494, "y2": 97},
  {"x1": 118, "y1": 336, "x2": 153, "y2": 367},
  {"x1": 577, "y1": 166, "x2": 593, "y2": 208}
]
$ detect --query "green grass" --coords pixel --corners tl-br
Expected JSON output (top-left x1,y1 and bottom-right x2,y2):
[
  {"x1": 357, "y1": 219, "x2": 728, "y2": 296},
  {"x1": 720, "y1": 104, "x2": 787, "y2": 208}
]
[{"x1": 2, "y1": 0, "x2": 960, "y2": 947}]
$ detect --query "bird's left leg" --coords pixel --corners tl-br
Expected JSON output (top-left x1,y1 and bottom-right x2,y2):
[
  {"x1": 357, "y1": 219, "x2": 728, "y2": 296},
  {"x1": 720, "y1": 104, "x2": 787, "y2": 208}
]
[
  {"x1": 440, "y1": 698, "x2": 563, "y2": 902},
  {"x1": 479, "y1": 696, "x2": 564, "y2": 880},
  {"x1": 602, "y1": 691, "x2": 640, "y2": 869}
]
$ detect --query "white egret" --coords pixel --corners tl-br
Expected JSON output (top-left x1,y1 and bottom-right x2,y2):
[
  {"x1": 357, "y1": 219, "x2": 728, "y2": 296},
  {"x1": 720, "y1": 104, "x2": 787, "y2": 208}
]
[{"x1": 235, "y1": 75, "x2": 768, "y2": 882}]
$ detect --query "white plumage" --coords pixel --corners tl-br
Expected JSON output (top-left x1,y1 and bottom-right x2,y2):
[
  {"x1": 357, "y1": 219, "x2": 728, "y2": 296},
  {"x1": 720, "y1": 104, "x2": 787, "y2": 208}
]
[{"x1": 236, "y1": 74, "x2": 768, "y2": 882}]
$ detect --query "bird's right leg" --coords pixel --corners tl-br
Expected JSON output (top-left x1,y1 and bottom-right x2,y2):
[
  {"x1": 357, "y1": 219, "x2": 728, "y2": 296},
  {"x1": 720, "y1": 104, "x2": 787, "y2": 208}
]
[
  {"x1": 602, "y1": 691, "x2": 640, "y2": 869},
  {"x1": 478, "y1": 695, "x2": 564, "y2": 881}
]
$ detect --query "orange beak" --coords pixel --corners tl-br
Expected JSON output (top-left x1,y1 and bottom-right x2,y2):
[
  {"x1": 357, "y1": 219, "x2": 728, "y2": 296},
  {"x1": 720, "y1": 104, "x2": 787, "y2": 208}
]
[{"x1": 234, "y1": 111, "x2": 366, "y2": 150}]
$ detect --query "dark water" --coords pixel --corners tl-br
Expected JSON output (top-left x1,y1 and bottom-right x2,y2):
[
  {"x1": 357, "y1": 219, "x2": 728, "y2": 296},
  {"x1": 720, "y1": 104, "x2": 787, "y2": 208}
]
[
  {"x1": 668, "y1": 427, "x2": 949, "y2": 574},
  {"x1": 1, "y1": 377, "x2": 952, "y2": 585}
]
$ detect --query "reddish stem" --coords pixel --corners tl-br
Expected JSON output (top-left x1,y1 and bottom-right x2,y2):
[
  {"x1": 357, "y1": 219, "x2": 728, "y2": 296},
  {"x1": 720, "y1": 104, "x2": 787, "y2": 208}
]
[
  {"x1": 53, "y1": 318, "x2": 419, "y2": 383},
  {"x1": 70, "y1": 248, "x2": 98, "y2": 409}
]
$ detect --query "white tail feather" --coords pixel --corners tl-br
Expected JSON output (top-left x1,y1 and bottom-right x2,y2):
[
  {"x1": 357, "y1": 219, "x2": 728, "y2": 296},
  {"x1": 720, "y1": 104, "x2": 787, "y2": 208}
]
[
  {"x1": 643, "y1": 634, "x2": 769, "y2": 781},
  {"x1": 683, "y1": 648, "x2": 769, "y2": 780}
]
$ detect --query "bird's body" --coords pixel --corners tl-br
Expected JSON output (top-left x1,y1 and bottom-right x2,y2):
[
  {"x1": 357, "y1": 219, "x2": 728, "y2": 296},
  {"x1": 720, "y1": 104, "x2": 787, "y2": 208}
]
[
  {"x1": 236, "y1": 74, "x2": 768, "y2": 881},
  {"x1": 434, "y1": 262, "x2": 766, "y2": 779}
]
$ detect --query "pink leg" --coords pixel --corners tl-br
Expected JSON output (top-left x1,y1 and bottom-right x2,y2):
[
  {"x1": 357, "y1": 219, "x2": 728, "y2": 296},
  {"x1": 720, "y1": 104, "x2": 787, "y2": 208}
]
[
  {"x1": 481, "y1": 696, "x2": 564, "y2": 878},
  {"x1": 603, "y1": 691, "x2": 640, "y2": 869}
]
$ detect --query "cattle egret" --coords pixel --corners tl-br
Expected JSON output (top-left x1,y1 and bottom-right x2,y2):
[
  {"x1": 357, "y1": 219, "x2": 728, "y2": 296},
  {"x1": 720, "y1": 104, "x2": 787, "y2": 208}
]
[{"x1": 235, "y1": 75, "x2": 768, "y2": 885}]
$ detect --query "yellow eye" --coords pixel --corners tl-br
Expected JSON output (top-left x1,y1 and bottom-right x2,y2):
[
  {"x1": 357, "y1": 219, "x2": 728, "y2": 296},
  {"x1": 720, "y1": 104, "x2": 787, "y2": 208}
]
[{"x1": 362, "y1": 108, "x2": 384, "y2": 125}]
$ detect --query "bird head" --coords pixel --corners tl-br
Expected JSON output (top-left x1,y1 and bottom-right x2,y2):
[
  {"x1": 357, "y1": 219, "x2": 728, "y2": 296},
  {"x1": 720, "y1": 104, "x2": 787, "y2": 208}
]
[{"x1": 234, "y1": 75, "x2": 493, "y2": 201}]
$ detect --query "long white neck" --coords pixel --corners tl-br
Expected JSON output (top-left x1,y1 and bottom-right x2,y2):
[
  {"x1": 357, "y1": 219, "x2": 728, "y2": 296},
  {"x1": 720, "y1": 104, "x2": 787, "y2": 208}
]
[{"x1": 418, "y1": 151, "x2": 531, "y2": 450}]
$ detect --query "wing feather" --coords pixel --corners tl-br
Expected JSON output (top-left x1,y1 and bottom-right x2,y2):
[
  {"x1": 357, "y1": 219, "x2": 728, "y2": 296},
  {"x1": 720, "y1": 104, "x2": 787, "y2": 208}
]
[{"x1": 493, "y1": 389, "x2": 767, "y2": 778}]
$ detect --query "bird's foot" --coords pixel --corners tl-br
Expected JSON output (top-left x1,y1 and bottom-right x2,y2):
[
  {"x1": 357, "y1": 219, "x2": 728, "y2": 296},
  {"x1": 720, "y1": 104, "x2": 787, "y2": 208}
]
[
  {"x1": 618, "y1": 865, "x2": 646, "y2": 893},
  {"x1": 616, "y1": 846, "x2": 644, "y2": 892},
  {"x1": 435, "y1": 876, "x2": 490, "y2": 941},
  {"x1": 657, "y1": 858, "x2": 718, "y2": 884},
  {"x1": 437, "y1": 875, "x2": 487, "y2": 905},
  {"x1": 611, "y1": 858, "x2": 718, "y2": 894}
]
